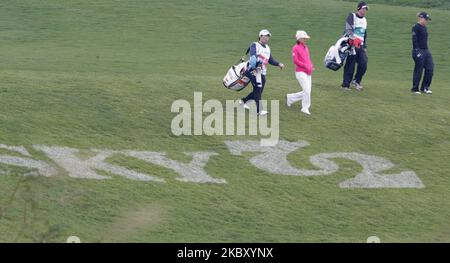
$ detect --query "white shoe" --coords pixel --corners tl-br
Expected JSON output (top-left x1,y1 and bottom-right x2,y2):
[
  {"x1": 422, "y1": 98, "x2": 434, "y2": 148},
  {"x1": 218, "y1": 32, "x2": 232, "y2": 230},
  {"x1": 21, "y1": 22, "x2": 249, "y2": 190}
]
[
  {"x1": 423, "y1": 89, "x2": 433, "y2": 94},
  {"x1": 301, "y1": 109, "x2": 311, "y2": 115},
  {"x1": 258, "y1": 110, "x2": 269, "y2": 116},
  {"x1": 286, "y1": 95, "x2": 292, "y2": 107},
  {"x1": 412, "y1": 91, "x2": 421, "y2": 94},
  {"x1": 352, "y1": 80, "x2": 363, "y2": 91},
  {"x1": 239, "y1": 99, "x2": 250, "y2": 110}
]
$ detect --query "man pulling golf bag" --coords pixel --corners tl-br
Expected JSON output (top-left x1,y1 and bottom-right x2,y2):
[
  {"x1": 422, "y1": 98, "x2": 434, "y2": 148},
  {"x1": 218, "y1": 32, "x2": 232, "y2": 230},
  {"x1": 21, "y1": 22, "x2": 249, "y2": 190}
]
[{"x1": 324, "y1": 36, "x2": 357, "y2": 71}]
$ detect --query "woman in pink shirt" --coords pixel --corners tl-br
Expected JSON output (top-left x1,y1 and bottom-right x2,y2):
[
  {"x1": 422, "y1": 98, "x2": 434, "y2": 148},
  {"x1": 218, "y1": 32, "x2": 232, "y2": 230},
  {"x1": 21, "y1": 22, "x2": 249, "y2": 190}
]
[{"x1": 286, "y1": 30, "x2": 314, "y2": 115}]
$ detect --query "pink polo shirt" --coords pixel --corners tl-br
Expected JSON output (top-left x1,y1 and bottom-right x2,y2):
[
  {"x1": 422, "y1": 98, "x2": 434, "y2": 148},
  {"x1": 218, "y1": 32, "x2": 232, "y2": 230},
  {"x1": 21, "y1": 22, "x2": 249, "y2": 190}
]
[{"x1": 292, "y1": 42, "x2": 313, "y2": 75}]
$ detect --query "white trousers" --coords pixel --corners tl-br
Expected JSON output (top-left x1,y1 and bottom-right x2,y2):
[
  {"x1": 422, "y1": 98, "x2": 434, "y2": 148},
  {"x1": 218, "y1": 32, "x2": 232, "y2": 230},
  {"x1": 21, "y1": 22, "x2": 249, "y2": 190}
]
[{"x1": 287, "y1": 72, "x2": 312, "y2": 111}]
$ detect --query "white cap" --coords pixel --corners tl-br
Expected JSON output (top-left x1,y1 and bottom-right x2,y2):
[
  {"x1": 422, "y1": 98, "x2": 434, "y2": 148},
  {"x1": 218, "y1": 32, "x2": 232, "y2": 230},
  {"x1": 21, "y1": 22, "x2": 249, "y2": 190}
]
[
  {"x1": 259, "y1": 29, "x2": 271, "y2": 37},
  {"x1": 296, "y1": 30, "x2": 310, "y2": 40}
]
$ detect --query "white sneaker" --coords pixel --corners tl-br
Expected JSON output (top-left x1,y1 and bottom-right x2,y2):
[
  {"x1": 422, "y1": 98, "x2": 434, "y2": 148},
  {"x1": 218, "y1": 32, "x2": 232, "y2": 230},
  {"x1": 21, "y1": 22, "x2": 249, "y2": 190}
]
[
  {"x1": 301, "y1": 109, "x2": 311, "y2": 115},
  {"x1": 352, "y1": 80, "x2": 363, "y2": 91},
  {"x1": 412, "y1": 91, "x2": 421, "y2": 94},
  {"x1": 423, "y1": 89, "x2": 433, "y2": 94},
  {"x1": 258, "y1": 110, "x2": 269, "y2": 116},
  {"x1": 239, "y1": 99, "x2": 250, "y2": 110},
  {"x1": 286, "y1": 95, "x2": 292, "y2": 107}
]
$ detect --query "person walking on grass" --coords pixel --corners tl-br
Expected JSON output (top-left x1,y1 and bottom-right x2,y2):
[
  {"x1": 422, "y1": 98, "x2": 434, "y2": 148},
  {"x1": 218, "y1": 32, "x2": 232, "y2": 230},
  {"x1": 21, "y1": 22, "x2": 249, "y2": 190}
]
[
  {"x1": 341, "y1": 1, "x2": 369, "y2": 91},
  {"x1": 411, "y1": 12, "x2": 433, "y2": 94},
  {"x1": 239, "y1": 29, "x2": 285, "y2": 116},
  {"x1": 286, "y1": 30, "x2": 314, "y2": 115}
]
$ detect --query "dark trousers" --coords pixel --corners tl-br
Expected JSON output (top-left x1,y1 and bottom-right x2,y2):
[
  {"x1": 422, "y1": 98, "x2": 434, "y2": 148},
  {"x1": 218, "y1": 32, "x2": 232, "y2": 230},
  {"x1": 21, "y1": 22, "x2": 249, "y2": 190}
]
[
  {"x1": 412, "y1": 49, "x2": 434, "y2": 91},
  {"x1": 242, "y1": 71, "x2": 266, "y2": 113},
  {"x1": 342, "y1": 48, "x2": 368, "y2": 87}
]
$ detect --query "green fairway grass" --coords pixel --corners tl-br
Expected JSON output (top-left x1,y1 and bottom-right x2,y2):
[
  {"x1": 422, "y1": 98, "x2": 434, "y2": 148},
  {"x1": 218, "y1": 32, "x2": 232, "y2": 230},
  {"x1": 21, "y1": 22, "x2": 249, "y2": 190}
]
[{"x1": 0, "y1": 0, "x2": 449, "y2": 242}]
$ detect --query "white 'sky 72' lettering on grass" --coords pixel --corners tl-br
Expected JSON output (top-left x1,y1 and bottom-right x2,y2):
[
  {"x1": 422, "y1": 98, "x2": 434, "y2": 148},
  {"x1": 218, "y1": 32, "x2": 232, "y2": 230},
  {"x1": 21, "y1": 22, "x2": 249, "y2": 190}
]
[
  {"x1": 225, "y1": 140, "x2": 424, "y2": 189},
  {"x1": 1, "y1": 145, "x2": 223, "y2": 184},
  {"x1": 0, "y1": 141, "x2": 424, "y2": 188}
]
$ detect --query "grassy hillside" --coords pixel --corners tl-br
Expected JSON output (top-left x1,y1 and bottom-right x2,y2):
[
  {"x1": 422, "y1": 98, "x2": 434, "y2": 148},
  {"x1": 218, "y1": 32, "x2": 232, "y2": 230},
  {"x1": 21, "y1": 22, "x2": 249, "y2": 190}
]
[{"x1": 0, "y1": 0, "x2": 449, "y2": 242}]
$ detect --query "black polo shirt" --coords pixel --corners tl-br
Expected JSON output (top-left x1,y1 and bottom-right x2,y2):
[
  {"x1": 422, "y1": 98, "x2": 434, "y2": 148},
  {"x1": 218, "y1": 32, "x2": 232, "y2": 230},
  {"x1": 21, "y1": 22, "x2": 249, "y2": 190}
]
[{"x1": 412, "y1": 23, "x2": 428, "y2": 50}]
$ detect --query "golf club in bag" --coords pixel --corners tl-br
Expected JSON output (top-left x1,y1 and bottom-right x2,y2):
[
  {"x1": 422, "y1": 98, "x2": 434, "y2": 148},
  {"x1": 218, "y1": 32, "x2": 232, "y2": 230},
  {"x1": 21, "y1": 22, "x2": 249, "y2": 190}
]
[{"x1": 324, "y1": 36, "x2": 355, "y2": 71}]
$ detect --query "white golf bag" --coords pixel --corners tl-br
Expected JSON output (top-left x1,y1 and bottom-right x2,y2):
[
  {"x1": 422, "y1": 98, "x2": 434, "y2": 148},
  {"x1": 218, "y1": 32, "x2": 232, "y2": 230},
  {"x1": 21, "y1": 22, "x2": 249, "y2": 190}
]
[
  {"x1": 223, "y1": 60, "x2": 251, "y2": 91},
  {"x1": 324, "y1": 36, "x2": 355, "y2": 71}
]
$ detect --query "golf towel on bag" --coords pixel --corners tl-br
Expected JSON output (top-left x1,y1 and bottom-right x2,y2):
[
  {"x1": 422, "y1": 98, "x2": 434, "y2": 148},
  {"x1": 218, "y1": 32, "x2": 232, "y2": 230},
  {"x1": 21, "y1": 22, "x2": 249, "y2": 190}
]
[
  {"x1": 324, "y1": 36, "x2": 354, "y2": 71},
  {"x1": 223, "y1": 60, "x2": 251, "y2": 91}
]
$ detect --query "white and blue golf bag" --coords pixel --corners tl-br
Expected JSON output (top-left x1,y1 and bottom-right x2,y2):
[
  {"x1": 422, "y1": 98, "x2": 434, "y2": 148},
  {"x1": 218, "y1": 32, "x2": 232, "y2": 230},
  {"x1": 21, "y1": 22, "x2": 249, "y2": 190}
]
[{"x1": 324, "y1": 36, "x2": 355, "y2": 71}]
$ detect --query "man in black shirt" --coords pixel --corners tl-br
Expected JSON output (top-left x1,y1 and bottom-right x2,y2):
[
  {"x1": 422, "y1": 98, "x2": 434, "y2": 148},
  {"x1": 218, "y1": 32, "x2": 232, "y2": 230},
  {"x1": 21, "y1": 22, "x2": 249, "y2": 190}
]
[{"x1": 411, "y1": 12, "x2": 433, "y2": 94}]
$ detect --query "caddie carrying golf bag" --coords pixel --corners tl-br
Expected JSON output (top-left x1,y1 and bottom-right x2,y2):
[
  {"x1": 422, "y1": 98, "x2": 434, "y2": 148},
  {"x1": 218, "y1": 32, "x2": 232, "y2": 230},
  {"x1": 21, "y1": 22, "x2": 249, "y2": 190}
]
[{"x1": 324, "y1": 36, "x2": 355, "y2": 71}]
